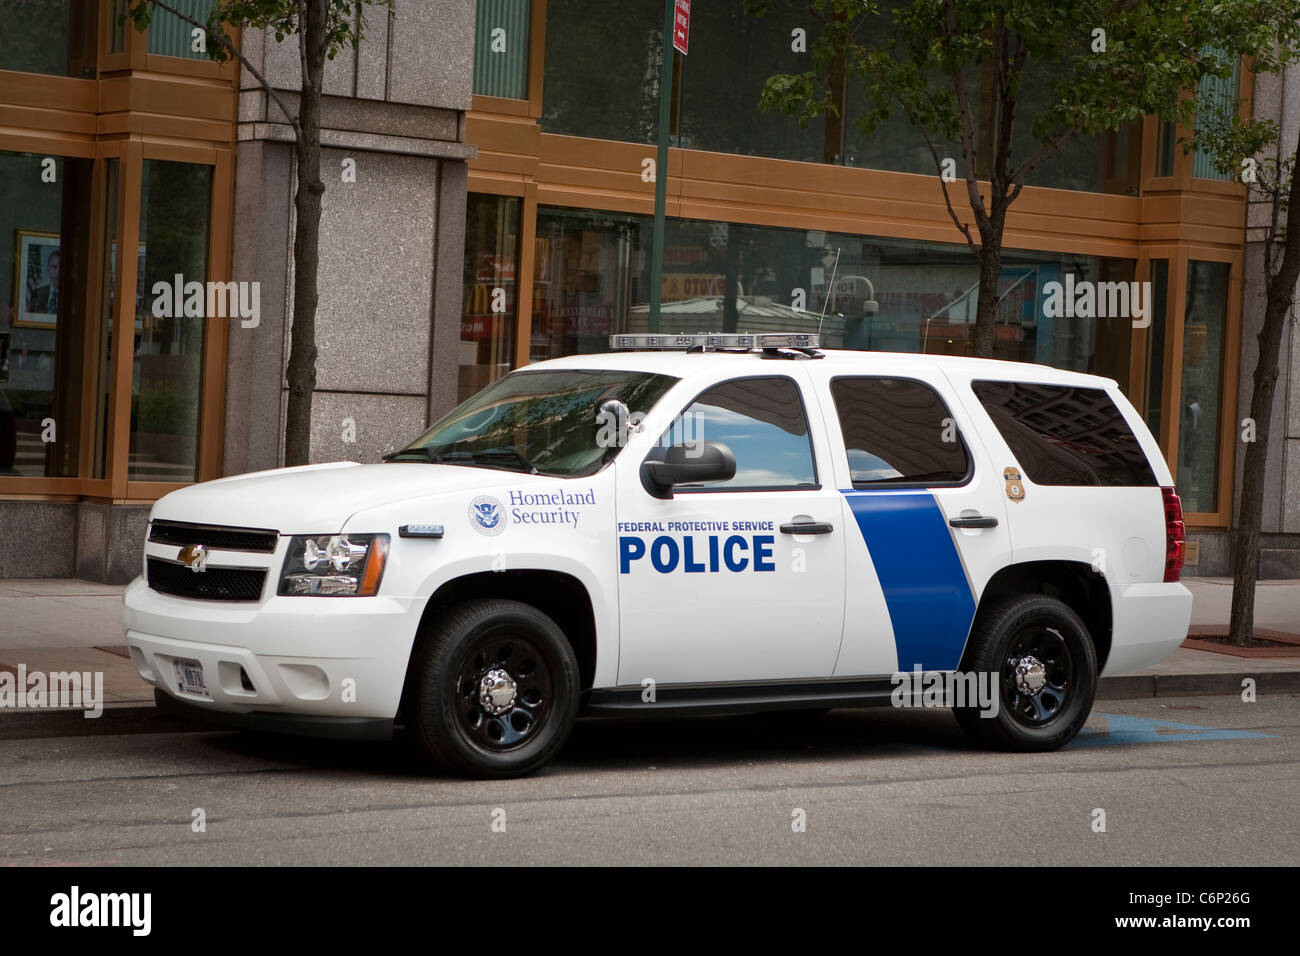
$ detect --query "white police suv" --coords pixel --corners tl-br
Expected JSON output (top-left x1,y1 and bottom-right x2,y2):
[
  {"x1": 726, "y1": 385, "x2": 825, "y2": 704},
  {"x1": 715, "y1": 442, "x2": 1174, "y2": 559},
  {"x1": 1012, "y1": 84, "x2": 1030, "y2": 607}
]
[{"x1": 124, "y1": 333, "x2": 1192, "y2": 777}]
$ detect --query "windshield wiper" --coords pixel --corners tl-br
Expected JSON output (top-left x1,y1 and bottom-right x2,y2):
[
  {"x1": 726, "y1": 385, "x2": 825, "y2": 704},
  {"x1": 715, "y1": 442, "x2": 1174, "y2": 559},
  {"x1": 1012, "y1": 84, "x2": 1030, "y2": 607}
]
[
  {"x1": 382, "y1": 447, "x2": 442, "y2": 463},
  {"x1": 442, "y1": 449, "x2": 539, "y2": 475}
]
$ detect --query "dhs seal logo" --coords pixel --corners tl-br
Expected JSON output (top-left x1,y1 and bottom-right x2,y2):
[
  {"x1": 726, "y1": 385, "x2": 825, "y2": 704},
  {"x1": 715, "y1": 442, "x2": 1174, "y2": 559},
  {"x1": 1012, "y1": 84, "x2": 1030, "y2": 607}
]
[{"x1": 469, "y1": 495, "x2": 507, "y2": 536}]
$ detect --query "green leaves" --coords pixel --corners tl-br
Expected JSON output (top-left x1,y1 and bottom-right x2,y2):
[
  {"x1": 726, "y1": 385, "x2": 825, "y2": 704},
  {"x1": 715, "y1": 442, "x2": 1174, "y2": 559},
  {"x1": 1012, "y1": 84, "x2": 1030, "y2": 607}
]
[
  {"x1": 758, "y1": 72, "x2": 822, "y2": 126},
  {"x1": 751, "y1": 0, "x2": 1268, "y2": 192}
]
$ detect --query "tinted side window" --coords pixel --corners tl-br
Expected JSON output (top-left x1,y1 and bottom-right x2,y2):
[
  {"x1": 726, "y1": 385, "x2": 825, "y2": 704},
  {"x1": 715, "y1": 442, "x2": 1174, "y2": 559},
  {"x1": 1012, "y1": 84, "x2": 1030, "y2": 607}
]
[
  {"x1": 830, "y1": 377, "x2": 971, "y2": 486},
  {"x1": 665, "y1": 377, "x2": 817, "y2": 490},
  {"x1": 972, "y1": 380, "x2": 1157, "y2": 487}
]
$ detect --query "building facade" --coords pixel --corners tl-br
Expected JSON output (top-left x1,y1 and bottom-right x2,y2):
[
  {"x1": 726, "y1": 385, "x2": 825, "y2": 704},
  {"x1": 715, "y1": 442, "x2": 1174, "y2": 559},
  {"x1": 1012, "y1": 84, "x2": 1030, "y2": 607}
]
[
  {"x1": 0, "y1": 0, "x2": 475, "y2": 580},
  {"x1": 462, "y1": 0, "x2": 1269, "y2": 575},
  {"x1": 0, "y1": 0, "x2": 1294, "y2": 581}
]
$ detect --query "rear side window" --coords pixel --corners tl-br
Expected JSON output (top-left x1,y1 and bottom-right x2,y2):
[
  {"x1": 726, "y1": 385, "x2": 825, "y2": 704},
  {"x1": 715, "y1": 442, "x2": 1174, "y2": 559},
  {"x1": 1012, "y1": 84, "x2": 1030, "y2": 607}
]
[
  {"x1": 830, "y1": 377, "x2": 970, "y2": 487},
  {"x1": 971, "y1": 380, "x2": 1157, "y2": 487}
]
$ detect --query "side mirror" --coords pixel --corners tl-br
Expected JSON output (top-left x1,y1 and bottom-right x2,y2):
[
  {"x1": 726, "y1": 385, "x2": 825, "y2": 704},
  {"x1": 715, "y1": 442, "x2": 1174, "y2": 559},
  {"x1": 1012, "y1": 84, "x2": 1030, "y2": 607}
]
[{"x1": 641, "y1": 441, "x2": 736, "y2": 498}]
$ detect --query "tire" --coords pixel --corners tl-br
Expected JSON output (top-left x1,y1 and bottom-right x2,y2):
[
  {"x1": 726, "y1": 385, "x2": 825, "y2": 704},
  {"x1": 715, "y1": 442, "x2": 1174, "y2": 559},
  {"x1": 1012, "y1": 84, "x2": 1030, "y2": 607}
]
[
  {"x1": 953, "y1": 595, "x2": 1097, "y2": 752},
  {"x1": 408, "y1": 599, "x2": 580, "y2": 778}
]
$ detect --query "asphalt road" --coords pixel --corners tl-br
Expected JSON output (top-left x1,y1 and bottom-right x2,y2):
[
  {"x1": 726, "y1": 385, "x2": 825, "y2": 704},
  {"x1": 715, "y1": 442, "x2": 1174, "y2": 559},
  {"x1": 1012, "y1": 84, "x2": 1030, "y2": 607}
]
[{"x1": 1, "y1": 694, "x2": 1296, "y2": 865}]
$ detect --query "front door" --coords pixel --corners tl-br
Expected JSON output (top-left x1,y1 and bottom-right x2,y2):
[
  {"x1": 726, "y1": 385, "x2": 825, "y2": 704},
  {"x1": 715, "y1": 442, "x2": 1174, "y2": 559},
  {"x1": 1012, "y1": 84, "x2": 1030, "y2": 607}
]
[{"x1": 615, "y1": 371, "x2": 846, "y2": 686}]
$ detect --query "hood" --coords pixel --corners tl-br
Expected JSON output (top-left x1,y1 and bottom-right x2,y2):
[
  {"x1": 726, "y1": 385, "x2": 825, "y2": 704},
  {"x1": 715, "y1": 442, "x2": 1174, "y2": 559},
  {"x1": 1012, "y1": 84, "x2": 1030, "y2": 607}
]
[{"x1": 150, "y1": 461, "x2": 542, "y2": 533}]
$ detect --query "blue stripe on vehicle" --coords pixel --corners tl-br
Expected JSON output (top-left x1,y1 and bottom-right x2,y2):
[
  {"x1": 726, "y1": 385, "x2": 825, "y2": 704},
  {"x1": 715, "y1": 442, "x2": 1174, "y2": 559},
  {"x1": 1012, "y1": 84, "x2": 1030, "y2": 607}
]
[{"x1": 841, "y1": 490, "x2": 976, "y2": 671}]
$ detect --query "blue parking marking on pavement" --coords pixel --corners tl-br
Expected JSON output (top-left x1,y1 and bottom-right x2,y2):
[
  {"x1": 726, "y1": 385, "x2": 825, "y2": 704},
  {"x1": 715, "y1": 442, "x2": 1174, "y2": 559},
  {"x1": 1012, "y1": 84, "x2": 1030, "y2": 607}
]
[
  {"x1": 1069, "y1": 713, "x2": 1276, "y2": 748},
  {"x1": 841, "y1": 490, "x2": 976, "y2": 672}
]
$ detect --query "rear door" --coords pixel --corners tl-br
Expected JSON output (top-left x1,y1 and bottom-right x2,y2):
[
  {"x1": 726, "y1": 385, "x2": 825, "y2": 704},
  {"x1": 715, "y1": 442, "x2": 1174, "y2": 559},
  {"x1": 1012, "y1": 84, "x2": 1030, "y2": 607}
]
[{"x1": 806, "y1": 365, "x2": 1011, "y2": 676}]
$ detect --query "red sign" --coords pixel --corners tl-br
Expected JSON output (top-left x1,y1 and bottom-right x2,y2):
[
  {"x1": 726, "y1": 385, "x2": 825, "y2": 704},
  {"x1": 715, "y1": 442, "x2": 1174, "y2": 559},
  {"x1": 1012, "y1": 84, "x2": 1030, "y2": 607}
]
[{"x1": 673, "y1": 0, "x2": 690, "y2": 55}]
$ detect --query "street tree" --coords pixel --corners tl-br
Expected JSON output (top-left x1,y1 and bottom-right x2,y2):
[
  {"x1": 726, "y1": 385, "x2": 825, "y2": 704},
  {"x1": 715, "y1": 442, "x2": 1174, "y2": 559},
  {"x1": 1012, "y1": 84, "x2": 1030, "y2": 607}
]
[
  {"x1": 748, "y1": 0, "x2": 1239, "y2": 357},
  {"x1": 1193, "y1": 2, "x2": 1300, "y2": 645},
  {"x1": 126, "y1": 0, "x2": 390, "y2": 466}
]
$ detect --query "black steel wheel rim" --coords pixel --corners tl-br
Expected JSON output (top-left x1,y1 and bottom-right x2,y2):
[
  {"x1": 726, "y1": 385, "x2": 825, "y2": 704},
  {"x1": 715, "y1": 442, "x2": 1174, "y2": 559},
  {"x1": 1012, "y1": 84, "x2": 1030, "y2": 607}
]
[
  {"x1": 453, "y1": 632, "x2": 553, "y2": 752},
  {"x1": 1002, "y1": 625, "x2": 1074, "y2": 727}
]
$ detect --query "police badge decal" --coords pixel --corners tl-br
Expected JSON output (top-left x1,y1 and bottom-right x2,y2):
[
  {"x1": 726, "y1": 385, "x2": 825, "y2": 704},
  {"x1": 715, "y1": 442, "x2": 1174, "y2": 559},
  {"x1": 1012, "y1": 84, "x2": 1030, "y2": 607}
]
[
  {"x1": 468, "y1": 495, "x2": 507, "y2": 536},
  {"x1": 1004, "y1": 467, "x2": 1026, "y2": 503}
]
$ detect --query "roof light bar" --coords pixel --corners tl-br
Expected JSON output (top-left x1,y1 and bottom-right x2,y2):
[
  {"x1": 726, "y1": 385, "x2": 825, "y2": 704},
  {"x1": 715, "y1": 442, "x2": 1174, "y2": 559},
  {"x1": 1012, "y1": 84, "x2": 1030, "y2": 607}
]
[{"x1": 609, "y1": 332, "x2": 820, "y2": 350}]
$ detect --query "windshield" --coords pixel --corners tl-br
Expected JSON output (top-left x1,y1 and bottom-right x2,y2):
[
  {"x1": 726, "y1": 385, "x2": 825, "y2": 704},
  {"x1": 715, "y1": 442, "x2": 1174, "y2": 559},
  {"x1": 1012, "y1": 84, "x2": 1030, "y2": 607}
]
[{"x1": 388, "y1": 369, "x2": 680, "y2": 477}]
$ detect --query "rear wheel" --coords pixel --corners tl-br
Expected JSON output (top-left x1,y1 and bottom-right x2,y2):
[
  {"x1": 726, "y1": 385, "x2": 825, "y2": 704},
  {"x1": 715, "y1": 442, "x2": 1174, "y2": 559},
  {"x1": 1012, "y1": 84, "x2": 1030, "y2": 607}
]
[
  {"x1": 953, "y1": 595, "x2": 1097, "y2": 751},
  {"x1": 409, "y1": 599, "x2": 580, "y2": 778}
]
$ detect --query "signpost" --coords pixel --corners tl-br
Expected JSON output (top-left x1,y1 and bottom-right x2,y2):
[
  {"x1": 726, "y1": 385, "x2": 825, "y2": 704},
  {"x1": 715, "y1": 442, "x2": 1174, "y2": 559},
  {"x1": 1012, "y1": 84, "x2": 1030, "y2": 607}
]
[{"x1": 649, "y1": 0, "x2": 689, "y2": 334}]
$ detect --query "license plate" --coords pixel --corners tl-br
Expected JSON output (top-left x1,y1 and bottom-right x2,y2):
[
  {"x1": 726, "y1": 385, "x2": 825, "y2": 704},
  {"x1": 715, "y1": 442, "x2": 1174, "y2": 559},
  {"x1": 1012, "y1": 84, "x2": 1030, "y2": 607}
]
[{"x1": 174, "y1": 659, "x2": 209, "y2": 698}]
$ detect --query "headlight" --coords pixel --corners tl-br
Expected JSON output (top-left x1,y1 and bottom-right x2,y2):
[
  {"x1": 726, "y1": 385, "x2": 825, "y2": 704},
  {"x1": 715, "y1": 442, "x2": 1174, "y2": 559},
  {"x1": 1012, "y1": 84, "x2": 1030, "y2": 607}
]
[{"x1": 279, "y1": 534, "x2": 389, "y2": 596}]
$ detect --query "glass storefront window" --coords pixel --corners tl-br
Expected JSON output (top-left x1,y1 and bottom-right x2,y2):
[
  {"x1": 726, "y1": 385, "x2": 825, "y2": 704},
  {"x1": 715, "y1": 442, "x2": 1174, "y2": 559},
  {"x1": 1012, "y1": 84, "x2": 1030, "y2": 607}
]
[
  {"x1": 532, "y1": 205, "x2": 1139, "y2": 385},
  {"x1": 539, "y1": 0, "x2": 1142, "y2": 195},
  {"x1": 678, "y1": 0, "x2": 826, "y2": 163},
  {"x1": 542, "y1": 0, "x2": 661, "y2": 143},
  {"x1": 1176, "y1": 260, "x2": 1229, "y2": 513},
  {"x1": 842, "y1": 80, "x2": 952, "y2": 177},
  {"x1": 1020, "y1": 120, "x2": 1142, "y2": 196},
  {"x1": 460, "y1": 194, "x2": 520, "y2": 402},
  {"x1": 0, "y1": 0, "x2": 97, "y2": 77},
  {"x1": 111, "y1": 0, "x2": 127, "y2": 54},
  {"x1": 1144, "y1": 259, "x2": 1170, "y2": 440},
  {"x1": 1009, "y1": 58, "x2": 1141, "y2": 196},
  {"x1": 129, "y1": 159, "x2": 212, "y2": 482},
  {"x1": 147, "y1": 0, "x2": 215, "y2": 59},
  {"x1": 473, "y1": 0, "x2": 530, "y2": 99},
  {"x1": 0, "y1": 151, "x2": 94, "y2": 478},
  {"x1": 1155, "y1": 120, "x2": 1177, "y2": 178}
]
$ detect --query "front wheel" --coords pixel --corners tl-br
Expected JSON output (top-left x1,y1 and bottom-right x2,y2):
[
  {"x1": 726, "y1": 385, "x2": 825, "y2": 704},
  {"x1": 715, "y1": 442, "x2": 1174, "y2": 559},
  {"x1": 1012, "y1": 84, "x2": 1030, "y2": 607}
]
[
  {"x1": 409, "y1": 599, "x2": 580, "y2": 778},
  {"x1": 953, "y1": 595, "x2": 1097, "y2": 752}
]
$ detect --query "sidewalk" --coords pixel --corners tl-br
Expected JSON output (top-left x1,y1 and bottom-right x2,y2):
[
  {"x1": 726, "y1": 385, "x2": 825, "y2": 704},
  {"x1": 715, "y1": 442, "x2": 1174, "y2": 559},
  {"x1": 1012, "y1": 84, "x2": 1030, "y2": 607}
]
[{"x1": 0, "y1": 577, "x2": 1297, "y2": 713}]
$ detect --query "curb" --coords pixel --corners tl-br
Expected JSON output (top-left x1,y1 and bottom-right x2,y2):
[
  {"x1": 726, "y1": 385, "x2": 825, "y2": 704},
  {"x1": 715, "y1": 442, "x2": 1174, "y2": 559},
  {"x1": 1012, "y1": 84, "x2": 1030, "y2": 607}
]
[
  {"x1": 1095, "y1": 669, "x2": 1300, "y2": 699},
  {"x1": 2, "y1": 671, "x2": 1298, "y2": 738},
  {"x1": 0, "y1": 703, "x2": 202, "y2": 740}
]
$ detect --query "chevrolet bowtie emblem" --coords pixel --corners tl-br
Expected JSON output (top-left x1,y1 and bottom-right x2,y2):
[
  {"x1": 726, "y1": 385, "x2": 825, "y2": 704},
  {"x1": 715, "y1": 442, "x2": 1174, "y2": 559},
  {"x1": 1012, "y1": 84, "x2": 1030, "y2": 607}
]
[{"x1": 178, "y1": 544, "x2": 208, "y2": 573}]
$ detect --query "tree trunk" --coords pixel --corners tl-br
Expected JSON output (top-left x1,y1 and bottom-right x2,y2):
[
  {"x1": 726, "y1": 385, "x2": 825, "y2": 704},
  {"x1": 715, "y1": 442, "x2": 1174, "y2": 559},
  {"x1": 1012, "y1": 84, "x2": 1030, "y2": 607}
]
[
  {"x1": 1229, "y1": 297, "x2": 1289, "y2": 643},
  {"x1": 1229, "y1": 133, "x2": 1300, "y2": 644},
  {"x1": 283, "y1": 1, "x2": 328, "y2": 467},
  {"x1": 972, "y1": 225, "x2": 1004, "y2": 358}
]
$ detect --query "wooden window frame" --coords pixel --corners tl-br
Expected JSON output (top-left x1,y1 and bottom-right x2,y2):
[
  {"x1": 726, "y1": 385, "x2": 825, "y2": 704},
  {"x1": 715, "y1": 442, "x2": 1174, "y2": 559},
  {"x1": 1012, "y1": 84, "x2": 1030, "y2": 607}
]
[
  {"x1": 122, "y1": 139, "x2": 231, "y2": 501},
  {"x1": 470, "y1": 0, "x2": 546, "y2": 118},
  {"x1": 0, "y1": 137, "x2": 101, "y2": 499},
  {"x1": 1162, "y1": 245, "x2": 1242, "y2": 530},
  {"x1": 0, "y1": 137, "x2": 231, "y2": 501}
]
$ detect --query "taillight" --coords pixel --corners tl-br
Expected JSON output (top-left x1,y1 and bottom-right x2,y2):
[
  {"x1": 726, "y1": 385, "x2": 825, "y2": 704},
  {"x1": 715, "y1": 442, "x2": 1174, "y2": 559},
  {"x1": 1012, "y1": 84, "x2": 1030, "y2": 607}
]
[{"x1": 1162, "y1": 486, "x2": 1185, "y2": 582}]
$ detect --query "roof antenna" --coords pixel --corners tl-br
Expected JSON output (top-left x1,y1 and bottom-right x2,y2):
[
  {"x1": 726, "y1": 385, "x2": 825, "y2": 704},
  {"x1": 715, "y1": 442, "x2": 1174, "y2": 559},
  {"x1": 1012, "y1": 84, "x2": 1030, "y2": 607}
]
[{"x1": 817, "y1": 247, "x2": 841, "y2": 339}]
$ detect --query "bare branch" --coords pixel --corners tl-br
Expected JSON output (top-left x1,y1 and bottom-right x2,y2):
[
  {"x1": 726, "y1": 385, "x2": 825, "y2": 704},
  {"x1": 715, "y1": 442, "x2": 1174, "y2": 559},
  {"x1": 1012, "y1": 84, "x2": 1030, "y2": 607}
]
[{"x1": 911, "y1": 105, "x2": 979, "y2": 255}]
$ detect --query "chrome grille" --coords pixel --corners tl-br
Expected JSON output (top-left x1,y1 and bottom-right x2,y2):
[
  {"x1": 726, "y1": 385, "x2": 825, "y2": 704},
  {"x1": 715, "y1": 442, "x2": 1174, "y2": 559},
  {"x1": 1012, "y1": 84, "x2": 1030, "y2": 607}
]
[{"x1": 149, "y1": 520, "x2": 278, "y2": 553}]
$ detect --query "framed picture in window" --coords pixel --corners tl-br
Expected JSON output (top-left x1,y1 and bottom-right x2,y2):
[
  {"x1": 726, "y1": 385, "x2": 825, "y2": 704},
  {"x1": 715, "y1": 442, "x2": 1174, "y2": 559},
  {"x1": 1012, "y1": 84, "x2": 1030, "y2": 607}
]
[{"x1": 13, "y1": 231, "x2": 61, "y2": 329}]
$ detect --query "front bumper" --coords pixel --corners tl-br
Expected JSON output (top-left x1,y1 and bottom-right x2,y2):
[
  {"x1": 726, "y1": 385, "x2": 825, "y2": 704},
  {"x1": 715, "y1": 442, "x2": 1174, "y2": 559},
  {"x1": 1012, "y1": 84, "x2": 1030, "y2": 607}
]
[
  {"x1": 153, "y1": 688, "x2": 394, "y2": 740},
  {"x1": 123, "y1": 577, "x2": 421, "y2": 724}
]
